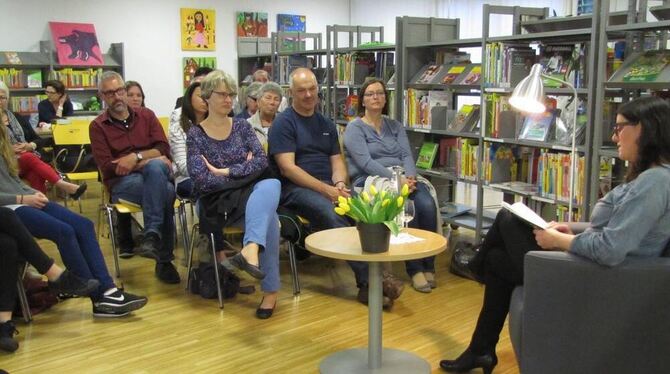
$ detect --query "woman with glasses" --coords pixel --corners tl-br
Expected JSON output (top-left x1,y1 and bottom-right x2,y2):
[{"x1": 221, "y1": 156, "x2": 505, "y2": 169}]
[
  {"x1": 187, "y1": 70, "x2": 281, "y2": 319},
  {"x1": 343, "y1": 78, "x2": 440, "y2": 293},
  {"x1": 440, "y1": 96, "x2": 670, "y2": 373},
  {"x1": 38, "y1": 80, "x2": 73, "y2": 124},
  {"x1": 0, "y1": 83, "x2": 86, "y2": 198}
]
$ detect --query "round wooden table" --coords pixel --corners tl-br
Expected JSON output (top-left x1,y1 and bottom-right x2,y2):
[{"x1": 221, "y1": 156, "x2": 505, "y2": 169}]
[{"x1": 305, "y1": 227, "x2": 447, "y2": 374}]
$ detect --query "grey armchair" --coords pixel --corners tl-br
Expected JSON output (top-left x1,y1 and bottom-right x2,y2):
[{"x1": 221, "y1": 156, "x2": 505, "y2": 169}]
[{"x1": 508, "y1": 247, "x2": 670, "y2": 374}]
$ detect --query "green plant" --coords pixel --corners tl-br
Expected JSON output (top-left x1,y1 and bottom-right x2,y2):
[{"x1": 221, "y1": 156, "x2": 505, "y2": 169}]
[{"x1": 334, "y1": 184, "x2": 409, "y2": 235}]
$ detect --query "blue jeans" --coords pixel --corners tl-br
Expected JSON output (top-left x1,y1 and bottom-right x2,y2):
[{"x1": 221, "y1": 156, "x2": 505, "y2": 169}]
[
  {"x1": 405, "y1": 182, "x2": 437, "y2": 276},
  {"x1": 353, "y1": 178, "x2": 437, "y2": 277},
  {"x1": 281, "y1": 183, "x2": 369, "y2": 288},
  {"x1": 244, "y1": 179, "x2": 281, "y2": 293},
  {"x1": 176, "y1": 178, "x2": 193, "y2": 199},
  {"x1": 15, "y1": 202, "x2": 115, "y2": 301},
  {"x1": 111, "y1": 159, "x2": 176, "y2": 263}
]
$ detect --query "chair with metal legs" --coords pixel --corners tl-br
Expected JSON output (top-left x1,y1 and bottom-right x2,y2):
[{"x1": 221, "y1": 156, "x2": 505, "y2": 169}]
[{"x1": 16, "y1": 263, "x2": 32, "y2": 323}]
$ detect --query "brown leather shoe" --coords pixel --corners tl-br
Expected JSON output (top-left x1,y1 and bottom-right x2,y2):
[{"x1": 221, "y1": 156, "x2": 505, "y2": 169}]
[
  {"x1": 382, "y1": 271, "x2": 405, "y2": 300},
  {"x1": 357, "y1": 287, "x2": 393, "y2": 309}
]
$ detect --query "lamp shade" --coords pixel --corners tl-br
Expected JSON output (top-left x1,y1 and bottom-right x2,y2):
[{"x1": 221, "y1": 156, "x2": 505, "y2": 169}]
[{"x1": 509, "y1": 63, "x2": 546, "y2": 114}]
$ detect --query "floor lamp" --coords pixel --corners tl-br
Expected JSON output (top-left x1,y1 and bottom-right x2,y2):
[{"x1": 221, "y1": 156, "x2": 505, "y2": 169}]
[{"x1": 509, "y1": 63, "x2": 578, "y2": 222}]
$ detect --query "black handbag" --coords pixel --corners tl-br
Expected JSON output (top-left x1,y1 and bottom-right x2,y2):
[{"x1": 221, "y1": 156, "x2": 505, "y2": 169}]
[
  {"x1": 449, "y1": 240, "x2": 485, "y2": 283},
  {"x1": 53, "y1": 144, "x2": 97, "y2": 174}
]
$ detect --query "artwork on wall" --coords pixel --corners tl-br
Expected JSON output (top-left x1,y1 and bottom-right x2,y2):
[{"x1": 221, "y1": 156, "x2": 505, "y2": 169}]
[
  {"x1": 277, "y1": 14, "x2": 307, "y2": 52},
  {"x1": 182, "y1": 57, "x2": 217, "y2": 88},
  {"x1": 277, "y1": 14, "x2": 306, "y2": 32},
  {"x1": 236, "y1": 12, "x2": 268, "y2": 37},
  {"x1": 181, "y1": 8, "x2": 216, "y2": 51},
  {"x1": 49, "y1": 22, "x2": 103, "y2": 65}
]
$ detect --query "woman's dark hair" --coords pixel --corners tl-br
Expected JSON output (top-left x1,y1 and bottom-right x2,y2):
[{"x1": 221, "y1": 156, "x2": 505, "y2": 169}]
[
  {"x1": 45, "y1": 80, "x2": 66, "y2": 95},
  {"x1": 180, "y1": 81, "x2": 205, "y2": 134},
  {"x1": 357, "y1": 78, "x2": 388, "y2": 117},
  {"x1": 617, "y1": 96, "x2": 670, "y2": 181},
  {"x1": 194, "y1": 11, "x2": 205, "y2": 26},
  {"x1": 125, "y1": 80, "x2": 146, "y2": 107}
]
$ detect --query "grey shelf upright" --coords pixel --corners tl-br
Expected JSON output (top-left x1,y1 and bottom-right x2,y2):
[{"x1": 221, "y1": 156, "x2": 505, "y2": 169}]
[
  {"x1": 590, "y1": 0, "x2": 670, "y2": 210},
  {"x1": 236, "y1": 37, "x2": 272, "y2": 84},
  {"x1": 270, "y1": 31, "x2": 325, "y2": 86},
  {"x1": 325, "y1": 25, "x2": 394, "y2": 121}
]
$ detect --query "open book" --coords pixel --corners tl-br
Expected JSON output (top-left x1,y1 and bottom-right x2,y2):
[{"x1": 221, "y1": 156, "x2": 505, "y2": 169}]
[{"x1": 501, "y1": 201, "x2": 549, "y2": 229}]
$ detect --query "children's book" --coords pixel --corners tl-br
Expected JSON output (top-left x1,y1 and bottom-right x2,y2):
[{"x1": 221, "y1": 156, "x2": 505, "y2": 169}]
[
  {"x1": 416, "y1": 142, "x2": 439, "y2": 169},
  {"x1": 441, "y1": 65, "x2": 467, "y2": 84},
  {"x1": 4, "y1": 52, "x2": 21, "y2": 65},
  {"x1": 412, "y1": 64, "x2": 443, "y2": 84},
  {"x1": 459, "y1": 65, "x2": 482, "y2": 85},
  {"x1": 518, "y1": 111, "x2": 556, "y2": 142},
  {"x1": 622, "y1": 51, "x2": 670, "y2": 82}
]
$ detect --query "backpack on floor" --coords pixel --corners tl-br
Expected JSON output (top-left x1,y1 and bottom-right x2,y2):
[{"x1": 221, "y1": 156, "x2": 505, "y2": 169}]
[{"x1": 189, "y1": 263, "x2": 241, "y2": 299}]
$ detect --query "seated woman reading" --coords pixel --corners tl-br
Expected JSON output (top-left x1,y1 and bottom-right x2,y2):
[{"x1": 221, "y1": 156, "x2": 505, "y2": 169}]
[
  {"x1": 187, "y1": 70, "x2": 281, "y2": 319},
  {"x1": 439, "y1": 96, "x2": 670, "y2": 373}
]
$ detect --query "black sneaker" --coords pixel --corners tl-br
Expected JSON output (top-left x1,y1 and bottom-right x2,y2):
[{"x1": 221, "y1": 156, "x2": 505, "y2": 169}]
[
  {"x1": 0, "y1": 321, "x2": 19, "y2": 353},
  {"x1": 156, "y1": 262, "x2": 181, "y2": 284},
  {"x1": 118, "y1": 245, "x2": 135, "y2": 259},
  {"x1": 137, "y1": 232, "x2": 160, "y2": 260},
  {"x1": 48, "y1": 270, "x2": 99, "y2": 296},
  {"x1": 92, "y1": 288, "x2": 148, "y2": 317}
]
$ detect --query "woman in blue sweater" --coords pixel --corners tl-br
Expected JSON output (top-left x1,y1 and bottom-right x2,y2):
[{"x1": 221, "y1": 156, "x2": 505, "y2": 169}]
[
  {"x1": 440, "y1": 97, "x2": 670, "y2": 373},
  {"x1": 186, "y1": 70, "x2": 280, "y2": 319},
  {"x1": 344, "y1": 78, "x2": 439, "y2": 293}
]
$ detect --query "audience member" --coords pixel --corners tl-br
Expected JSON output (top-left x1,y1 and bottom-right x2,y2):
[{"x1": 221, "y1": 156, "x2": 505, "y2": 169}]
[
  {"x1": 175, "y1": 67, "x2": 213, "y2": 109},
  {"x1": 0, "y1": 82, "x2": 53, "y2": 161},
  {"x1": 247, "y1": 82, "x2": 282, "y2": 149},
  {"x1": 38, "y1": 80, "x2": 73, "y2": 124},
  {"x1": 0, "y1": 124, "x2": 148, "y2": 319},
  {"x1": 268, "y1": 68, "x2": 403, "y2": 308},
  {"x1": 344, "y1": 78, "x2": 439, "y2": 293},
  {"x1": 89, "y1": 71, "x2": 180, "y2": 284},
  {"x1": 187, "y1": 70, "x2": 281, "y2": 319},
  {"x1": 234, "y1": 82, "x2": 262, "y2": 120},
  {"x1": 440, "y1": 96, "x2": 670, "y2": 373},
  {"x1": 125, "y1": 80, "x2": 146, "y2": 109},
  {"x1": 0, "y1": 207, "x2": 100, "y2": 353}
]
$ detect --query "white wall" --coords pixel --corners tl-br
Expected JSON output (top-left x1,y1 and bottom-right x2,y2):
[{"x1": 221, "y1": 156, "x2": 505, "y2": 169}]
[{"x1": 0, "y1": 0, "x2": 350, "y2": 116}]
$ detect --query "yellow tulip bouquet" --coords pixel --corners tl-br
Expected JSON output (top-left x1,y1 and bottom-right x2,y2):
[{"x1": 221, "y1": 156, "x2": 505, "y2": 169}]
[{"x1": 334, "y1": 184, "x2": 410, "y2": 236}]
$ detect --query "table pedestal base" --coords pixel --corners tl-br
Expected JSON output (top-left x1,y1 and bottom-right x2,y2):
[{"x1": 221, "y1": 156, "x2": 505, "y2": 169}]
[{"x1": 319, "y1": 348, "x2": 430, "y2": 374}]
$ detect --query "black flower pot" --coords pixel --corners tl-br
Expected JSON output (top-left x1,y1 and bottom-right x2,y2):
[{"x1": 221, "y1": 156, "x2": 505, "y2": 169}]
[{"x1": 356, "y1": 222, "x2": 391, "y2": 253}]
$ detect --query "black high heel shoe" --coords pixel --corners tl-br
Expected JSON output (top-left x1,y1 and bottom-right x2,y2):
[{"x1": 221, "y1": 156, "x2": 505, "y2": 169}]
[
  {"x1": 69, "y1": 182, "x2": 88, "y2": 200},
  {"x1": 440, "y1": 349, "x2": 497, "y2": 374},
  {"x1": 229, "y1": 253, "x2": 266, "y2": 279},
  {"x1": 256, "y1": 297, "x2": 276, "y2": 319}
]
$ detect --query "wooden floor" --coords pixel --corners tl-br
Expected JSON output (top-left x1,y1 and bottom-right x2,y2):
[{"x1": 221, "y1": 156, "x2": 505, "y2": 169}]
[{"x1": 1, "y1": 182, "x2": 519, "y2": 373}]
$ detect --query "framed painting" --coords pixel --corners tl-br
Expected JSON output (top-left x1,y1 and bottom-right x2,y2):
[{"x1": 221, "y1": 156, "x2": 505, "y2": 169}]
[
  {"x1": 49, "y1": 22, "x2": 103, "y2": 65},
  {"x1": 182, "y1": 57, "x2": 216, "y2": 88},
  {"x1": 236, "y1": 12, "x2": 268, "y2": 37},
  {"x1": 181, "y1": 8, "x2": 216, "y2": 51},
  {"x1": 277, "y1": 14, "x2": 306, "y2": 32}
]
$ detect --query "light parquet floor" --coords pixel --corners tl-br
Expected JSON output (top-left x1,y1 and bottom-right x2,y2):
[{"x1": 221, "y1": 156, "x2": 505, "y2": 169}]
[{"x1": 0, "y1": 182, "x2": 519, "y2": 373}]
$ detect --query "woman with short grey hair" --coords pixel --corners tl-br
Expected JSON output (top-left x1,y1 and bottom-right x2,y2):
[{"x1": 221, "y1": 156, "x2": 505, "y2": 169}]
[
  {"x1": 234, "y1": 81, "x2": 262, "y2": 120},
  {"x1": 247, "y1": 82, "x2": 283, "y2": 149}
]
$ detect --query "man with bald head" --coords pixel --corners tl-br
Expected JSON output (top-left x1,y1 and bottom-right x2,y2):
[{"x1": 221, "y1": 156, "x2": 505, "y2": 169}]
[{"x1": 268, "y1": 68, "x2": 403, "y2": 308}]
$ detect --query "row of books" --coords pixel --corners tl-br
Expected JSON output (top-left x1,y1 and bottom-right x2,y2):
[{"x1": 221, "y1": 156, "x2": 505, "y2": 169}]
[
  {"x1": 50, "y1": 68, "x2": 104, "y2": 88},
  {"x1": 484, "y1": 43, "x2": 587, "y2": 88},
  {"x1": 410, "y1": 63, "x2": 481, "y2": 86},
  {"x1": 333, "y1": 52, "x2": 394, "y2": 86},
  {"x1": 9, "y1": 94, "x2": 46, "y2": 113},
  {"x1": 404, "y1": 89, "x2": 450, "y2": 128},
  {"x1": 0, "y1": 68, "x2": 42, "y2": 89},
  {"x1": 276, "y1": 55, "x2": 313, "y2": 84}
]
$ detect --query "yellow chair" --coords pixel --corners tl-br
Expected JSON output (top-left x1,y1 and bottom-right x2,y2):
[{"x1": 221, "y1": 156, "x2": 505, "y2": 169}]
[
  {"x1": 52, "y1": 119, "x2": 99, "y2": 212},
  {"x1": 158, "y1": 116, "x2": 170, "y2": 136},
  {"x1": 100, "y1": 180, "x2": 190, "y2": 279}
]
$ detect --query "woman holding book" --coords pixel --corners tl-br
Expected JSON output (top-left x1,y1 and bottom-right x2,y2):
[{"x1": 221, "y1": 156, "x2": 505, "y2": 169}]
[
  {"x1": 343, "y1": 78, "x2": 439, "y2": 293},
  {"x1": 440, "y1": 96, "x2": 670, "y2": 373}
]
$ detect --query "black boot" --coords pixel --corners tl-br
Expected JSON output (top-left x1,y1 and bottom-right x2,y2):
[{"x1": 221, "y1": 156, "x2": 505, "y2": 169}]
[{"x1": 440, "y1": 348, "x2": 497, "y2": 374}]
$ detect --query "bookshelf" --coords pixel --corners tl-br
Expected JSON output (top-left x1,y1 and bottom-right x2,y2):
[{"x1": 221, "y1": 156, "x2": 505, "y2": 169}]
[
  {"x1": 236, "y1": 37, "x2": 272, "y2": 84},
  {"x1": 0, "y1": 41, "x2": 124, "y2": 118},
  {"x1": 325, "y1": 25, "x2": 395, "y2": 124},
  {"x1": 589, "y1": 0, "x2": 670, "y2": 210}
]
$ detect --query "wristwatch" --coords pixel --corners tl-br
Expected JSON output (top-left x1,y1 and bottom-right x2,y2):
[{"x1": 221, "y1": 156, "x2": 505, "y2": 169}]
[{"x1": 135, "y1": 152, "x2": 143, "y2": 162}]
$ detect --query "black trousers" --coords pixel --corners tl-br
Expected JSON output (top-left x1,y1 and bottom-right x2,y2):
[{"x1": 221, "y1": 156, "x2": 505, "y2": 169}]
[
  {"x1": 0, "y1": 207, "x2": 54, "y2": 311},
  {"x1": 468, "y1": 209, "x2": 541, "y2": 354}
]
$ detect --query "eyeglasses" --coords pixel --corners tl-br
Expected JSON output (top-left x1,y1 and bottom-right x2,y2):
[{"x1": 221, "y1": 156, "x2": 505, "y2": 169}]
[
  {"x1": 101, "y1": 87, "x2": 127, "y2": 98},
  {"x1": 612, "y1": 121, "x2": 637, "y2": 136},
  {"x1": 0, "y1": 96, "x2": 7, "y2": 101},
  {"x1": 363, "y1": 91, "x2": 386, "y2": 98},
  {"x1": 45, "y1": 90, "x2": 58, "y2": 95},
  {"x1": 212, "y1": 91, "x2": 236, "y2": 100}
]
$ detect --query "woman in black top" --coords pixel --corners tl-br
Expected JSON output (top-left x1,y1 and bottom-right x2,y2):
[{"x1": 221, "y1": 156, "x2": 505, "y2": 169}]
[{"x1": 37, "y1": 80, "x2": 73, "y2": 124}]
